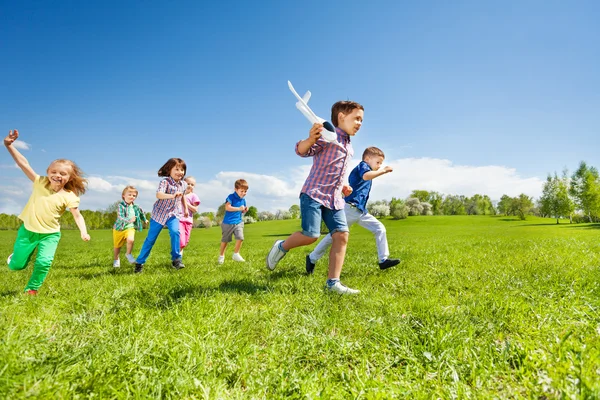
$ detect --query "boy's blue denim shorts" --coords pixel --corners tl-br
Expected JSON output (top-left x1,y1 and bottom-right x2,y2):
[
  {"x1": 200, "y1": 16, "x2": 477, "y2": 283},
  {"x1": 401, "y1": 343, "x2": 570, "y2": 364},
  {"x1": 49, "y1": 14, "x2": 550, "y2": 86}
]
[{"x1": 300, "y1": 193, "x2": 349, "y2": 238}]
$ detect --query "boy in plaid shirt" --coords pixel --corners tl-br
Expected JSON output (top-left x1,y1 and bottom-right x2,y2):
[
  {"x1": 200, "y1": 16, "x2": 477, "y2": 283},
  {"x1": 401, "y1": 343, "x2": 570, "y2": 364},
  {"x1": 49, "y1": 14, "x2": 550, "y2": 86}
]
[
  {"x1": 266, "y1": 101, "x2": 364, "y2": 294},
  {"x1": 112, "y1": 185, "x2": 148, "y2": 267}
]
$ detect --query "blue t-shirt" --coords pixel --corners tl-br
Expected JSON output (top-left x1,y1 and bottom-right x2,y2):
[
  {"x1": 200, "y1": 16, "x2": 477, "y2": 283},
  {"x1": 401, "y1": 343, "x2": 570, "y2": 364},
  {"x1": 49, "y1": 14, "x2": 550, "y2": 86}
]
[
  {"x1": 344, "y1": 161, "x2": 372, "y2": 213},
  {"x1": 222, "y1": 192, "x2": 247, "y2": 225}
]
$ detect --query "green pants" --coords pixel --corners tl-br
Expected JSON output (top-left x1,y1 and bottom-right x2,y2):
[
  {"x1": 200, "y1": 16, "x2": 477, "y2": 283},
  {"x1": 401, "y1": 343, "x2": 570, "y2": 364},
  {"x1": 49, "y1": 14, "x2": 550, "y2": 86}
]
[{"x1": 9, "y1": 225, "x2": 61, "y2": 291}]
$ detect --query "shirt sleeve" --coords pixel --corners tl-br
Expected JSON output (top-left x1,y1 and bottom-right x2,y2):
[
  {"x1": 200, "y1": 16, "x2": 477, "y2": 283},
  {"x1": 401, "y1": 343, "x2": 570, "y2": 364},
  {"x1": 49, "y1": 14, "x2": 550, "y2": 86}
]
[
  {"x1": 116, "y1": 202, "x2": 129, "y2": 223},
  {"x1": 66, "y1": 193, "x2": 81, "y2": 209},
  {"x1": 357, "y1": 161, "x2": 372, "y2": 180},
  {"x1": 191, "y1": 193, "x2": 201, "y2": 206},
  {"x1": 157, "y1": 179, "x2": 168, "y2": 193},
  {"x1": 348, "y1": 162, "x2": 371, "y2": 188},
  {"x1": 295, "y1": 139, "x2": 325, "y2": 158},
  {"x1": 225, "y1": 194, "x2": 234, "y2": 204}
]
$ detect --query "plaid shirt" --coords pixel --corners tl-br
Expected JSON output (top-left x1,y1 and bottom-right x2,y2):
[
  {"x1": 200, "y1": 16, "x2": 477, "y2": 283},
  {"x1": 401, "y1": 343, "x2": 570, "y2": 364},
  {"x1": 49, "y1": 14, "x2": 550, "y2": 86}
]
[
  {"x1": 113, "y1": 201, "x2": 148, "y2": 231},
  {"x1": 296, "y1": 127, "x2": 354, "y2": 210},
  {"x1": 151, "y1": 177, "x2": 188, "y2": 225}
]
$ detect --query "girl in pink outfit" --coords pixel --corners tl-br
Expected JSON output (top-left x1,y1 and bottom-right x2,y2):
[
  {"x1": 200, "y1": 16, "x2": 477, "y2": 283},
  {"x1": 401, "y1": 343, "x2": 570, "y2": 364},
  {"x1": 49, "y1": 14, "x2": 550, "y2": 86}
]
[{"x1": 179, "y1": 176, "x2": 200, "y2": 256}]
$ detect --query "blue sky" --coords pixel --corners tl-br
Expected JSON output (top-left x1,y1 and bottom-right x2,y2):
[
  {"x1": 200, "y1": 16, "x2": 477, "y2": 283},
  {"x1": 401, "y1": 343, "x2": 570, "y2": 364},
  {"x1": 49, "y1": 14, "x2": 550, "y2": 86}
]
[{"x1": 1, "y1": 0, "x2": 599, "y2": 215}]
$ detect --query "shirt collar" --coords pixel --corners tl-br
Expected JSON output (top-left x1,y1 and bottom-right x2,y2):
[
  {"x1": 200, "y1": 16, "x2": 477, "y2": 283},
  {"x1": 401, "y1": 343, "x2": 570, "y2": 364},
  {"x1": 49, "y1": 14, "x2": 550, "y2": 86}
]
[{"x1": 336, "y1": 127, "x2": 351, "y2": 143}]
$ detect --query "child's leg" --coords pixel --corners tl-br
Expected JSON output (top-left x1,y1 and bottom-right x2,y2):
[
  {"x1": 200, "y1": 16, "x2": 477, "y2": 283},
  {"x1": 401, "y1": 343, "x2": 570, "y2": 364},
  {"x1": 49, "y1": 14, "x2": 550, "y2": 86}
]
[
  {"x1": 357, "y1": 213, "x2": 389, "y2": 262},
  {"x1": 234, "y1": 239, "x2": 243, "y2": 253},
  {"x1": 219, "y1": 242, "x2": 228, "y2": 256},
  {"x1": 136, "y1": 219, "x2": 163, "y2": 264},
  {"x1": 281, "y1": 194, "x2": 322, "y2": 251},
  {"x1": 309, "y1": 233, "x2": 333, "y2": 262},
  {"x1": 328, "y1": 231, "x2": 349, "y2": 279},
  {"x1": 233, "y1": 223, "x2": 244, "y2": 253},
  {"x1": 125, "y1": 229, "x2": 135, "y2": 255},
  {"x1": 310, "y1": 203, "x2": 361, "y2": 262},
  {"x1": 179, "y1": 221, "x2": 192, "y2": 250},
  {"x1": 322, "y1": 207, "x2": 350, "y2": 280},
  {"x1": 113, "y1": 247, "x2": 121, "y2": 261},
  {"x1": 24, "y1": 232, "x2": 61, "y2": 291},
  {"x1": 8, "y1": 225, "x2": 38, "y2": 271},
  {"x1": 166, "y1": 217, "x2": 181, "y2": 261}
]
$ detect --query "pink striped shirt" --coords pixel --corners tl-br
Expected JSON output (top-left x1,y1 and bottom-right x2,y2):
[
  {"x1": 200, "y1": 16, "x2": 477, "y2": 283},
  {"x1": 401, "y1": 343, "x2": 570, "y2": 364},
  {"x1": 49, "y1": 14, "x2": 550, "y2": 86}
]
[
  {"x1": 151, "y1": 177, "x2": 188, "y2": 225},
  {"x1": 296, "y1": 128, "x2": 354, "y2": 210}
]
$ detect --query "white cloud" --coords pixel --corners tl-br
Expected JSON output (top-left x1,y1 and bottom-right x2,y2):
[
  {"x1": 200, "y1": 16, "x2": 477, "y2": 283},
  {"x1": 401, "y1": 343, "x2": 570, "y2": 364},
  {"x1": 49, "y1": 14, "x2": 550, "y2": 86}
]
[
  {"x1": 0, "y1": 158, "x2": 544, "y2": 216},
  {"x1": 370, "y1": 158, "x2": 543, "y2": 201},
  {"x1": 12, "y1": 140, "x2": 31, "y2": 150}
]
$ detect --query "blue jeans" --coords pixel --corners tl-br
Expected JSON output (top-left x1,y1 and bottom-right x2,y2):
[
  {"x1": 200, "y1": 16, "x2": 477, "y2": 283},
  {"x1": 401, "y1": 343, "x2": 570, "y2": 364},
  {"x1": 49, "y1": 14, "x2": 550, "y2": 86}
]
[
  {"x1": 300, "y1": 193, "x2": 349, "y2": 238},
  {"x1": 136, "y1": 217, "x2": 181, "y2": 264}
]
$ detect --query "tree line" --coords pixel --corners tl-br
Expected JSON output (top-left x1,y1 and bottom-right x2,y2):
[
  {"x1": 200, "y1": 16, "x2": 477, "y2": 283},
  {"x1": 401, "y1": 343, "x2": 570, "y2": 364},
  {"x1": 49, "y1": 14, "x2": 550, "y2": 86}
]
[{"x1": 0, "y1": 160, "x2": 597, "y2": 230}]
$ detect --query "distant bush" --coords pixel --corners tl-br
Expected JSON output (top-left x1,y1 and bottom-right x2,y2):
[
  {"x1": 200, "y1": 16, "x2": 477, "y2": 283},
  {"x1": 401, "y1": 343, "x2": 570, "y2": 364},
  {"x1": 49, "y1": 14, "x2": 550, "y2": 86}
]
[{"x1": 243, "y1": 216, "x2": 256, "y2": 224}]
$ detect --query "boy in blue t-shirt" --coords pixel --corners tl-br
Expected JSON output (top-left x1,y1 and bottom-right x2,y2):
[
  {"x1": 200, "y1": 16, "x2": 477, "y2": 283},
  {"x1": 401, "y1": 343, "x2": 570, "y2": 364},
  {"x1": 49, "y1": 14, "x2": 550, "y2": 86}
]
[
  {"x1": 306, "y1": 147, "x2": 400, "y2": 273},
  {"x1": 218, "y1": 179, "x2": 249, "y2": 264}
]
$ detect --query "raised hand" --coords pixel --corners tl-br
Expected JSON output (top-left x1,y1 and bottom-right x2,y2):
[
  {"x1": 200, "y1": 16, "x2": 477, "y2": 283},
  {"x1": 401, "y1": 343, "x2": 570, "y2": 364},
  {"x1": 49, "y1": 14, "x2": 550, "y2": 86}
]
[
  {"x1": 382, "y1": 166, "x2": 393, "y2": 174},
  {"x1": 4, "y1": 129, "x2": 19, "y2": 146},
  {"x1": 308, "y1": 123, "x2": 323, "y2": 143}
]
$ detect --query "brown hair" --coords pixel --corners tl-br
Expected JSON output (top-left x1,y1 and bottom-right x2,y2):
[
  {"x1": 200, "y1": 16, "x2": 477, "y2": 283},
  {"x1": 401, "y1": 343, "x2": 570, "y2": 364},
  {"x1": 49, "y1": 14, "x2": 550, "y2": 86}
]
[
  {"x1": 122, "y1": 185, "x2": 138, "y2": 198},
  {"x1": 362, "y1": 146, "x2": 385, "y2": 160},
  {"x1": 235, "y1": 179, "x2": 249, "y2": 190},
  {"x1": 46, "y1": 159, "x2": 87, "y2": 196},
  {"x1": 331, "y1": 101, "x2": 364, "y2": 127},
  {"x1": 158, "y1": 158, "x2": 187, "y2": 177}
]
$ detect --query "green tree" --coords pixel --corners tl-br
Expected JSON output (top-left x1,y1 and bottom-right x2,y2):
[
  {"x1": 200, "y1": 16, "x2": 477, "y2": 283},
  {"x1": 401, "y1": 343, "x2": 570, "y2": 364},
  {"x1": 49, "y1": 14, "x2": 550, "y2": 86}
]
[
  {"x1": 389, "y1": 197, "x2": 408, "y2": 220},
  {"x1": 246, "y1": 206, "x2": 258, "y2": 220},
  {"x1": 409, "y1": 190, "x2": 430, "y2": 203},
  {"x1": 569, "y1": 161, "x2": 600, "y2": 222},
  {"x1": 289, "y1": 204, "x2": 300, "y2": 219},
  {"x1": 428, "y1": 192, "x2": 444, "y2": 215},
  {"x1": 539, "y1": 172, "x2": 574, "y2": 224},
  {"x1": 514, "y1": 194, "x2": 534, "y2": 220},
  {"x1": 442, "y1": 195, "x2": 466, "y2": 215},
  {"x1": 216, "y1": 203, "x2": 226, "y2": 223}
]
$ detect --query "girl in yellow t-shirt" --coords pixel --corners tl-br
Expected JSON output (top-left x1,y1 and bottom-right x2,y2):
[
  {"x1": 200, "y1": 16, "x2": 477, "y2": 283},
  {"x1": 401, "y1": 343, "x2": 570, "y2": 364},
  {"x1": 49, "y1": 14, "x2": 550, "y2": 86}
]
[{"x1": 4, "y1": 129, "x2": 91, "y2": 295}]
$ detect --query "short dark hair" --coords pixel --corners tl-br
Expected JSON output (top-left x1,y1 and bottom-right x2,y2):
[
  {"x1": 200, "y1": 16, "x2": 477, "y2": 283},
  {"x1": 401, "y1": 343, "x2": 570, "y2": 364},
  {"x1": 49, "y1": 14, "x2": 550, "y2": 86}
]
[
  {"x1": 362, "y1": 147, "x2": 385, "y2": 160},
  {"x1": 331, "y1": 101, "x2": 364, "y2": 126},
  {"x1": 158, "y1": 158, "x2": 187, "y2": 177}
]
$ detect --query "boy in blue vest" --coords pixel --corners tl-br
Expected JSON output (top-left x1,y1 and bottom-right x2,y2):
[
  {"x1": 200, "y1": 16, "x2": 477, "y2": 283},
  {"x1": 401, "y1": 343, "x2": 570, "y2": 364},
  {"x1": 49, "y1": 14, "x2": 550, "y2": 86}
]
[
  {"x1": 218, "y1": 179, "x2": 248, "y2": 264},
  {"x1": 306, "y1": 146, "x2": 400, "y2": 273}
]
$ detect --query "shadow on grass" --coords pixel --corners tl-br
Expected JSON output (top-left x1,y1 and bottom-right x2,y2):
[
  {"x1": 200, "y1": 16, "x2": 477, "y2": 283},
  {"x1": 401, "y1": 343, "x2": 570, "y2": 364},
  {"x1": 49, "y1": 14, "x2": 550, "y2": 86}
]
[
  {"x1": 559, "y1": 223, "x2": 600, "y2": 230},
  {"x1": 0, "y1": 289, "x2": 21, "y2": 297},
  {"x1": 218, "y1": 279, "x2": 268, "y2": 294}
]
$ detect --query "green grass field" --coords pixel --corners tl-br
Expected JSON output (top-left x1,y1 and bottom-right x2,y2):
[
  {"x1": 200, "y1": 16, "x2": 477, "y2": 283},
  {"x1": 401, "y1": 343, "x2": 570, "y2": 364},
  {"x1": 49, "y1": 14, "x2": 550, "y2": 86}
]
[{"x1": 1, "y1": 216, "x2": 599, "y2": 398}]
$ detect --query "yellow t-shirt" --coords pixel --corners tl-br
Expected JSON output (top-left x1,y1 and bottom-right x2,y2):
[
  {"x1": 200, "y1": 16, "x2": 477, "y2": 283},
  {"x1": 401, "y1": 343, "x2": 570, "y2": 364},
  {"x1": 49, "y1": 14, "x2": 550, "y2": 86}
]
[{"x1": 18, "y1": 175, "x2": 80, "y2": 233}]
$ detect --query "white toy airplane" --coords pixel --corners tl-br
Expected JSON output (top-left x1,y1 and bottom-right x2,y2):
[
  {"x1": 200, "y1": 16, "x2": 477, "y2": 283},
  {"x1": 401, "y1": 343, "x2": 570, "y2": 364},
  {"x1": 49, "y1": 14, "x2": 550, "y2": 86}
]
[{"x1": 288, "y1": 80, "x2": 338, "y2": 143}]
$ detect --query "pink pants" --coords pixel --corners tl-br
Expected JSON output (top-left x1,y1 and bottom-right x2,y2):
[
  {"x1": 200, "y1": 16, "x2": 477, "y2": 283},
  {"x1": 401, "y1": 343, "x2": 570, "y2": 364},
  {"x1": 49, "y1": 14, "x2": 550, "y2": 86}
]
[{"x1": 179, "y1": 221, "x2": 193, "y2": 249}]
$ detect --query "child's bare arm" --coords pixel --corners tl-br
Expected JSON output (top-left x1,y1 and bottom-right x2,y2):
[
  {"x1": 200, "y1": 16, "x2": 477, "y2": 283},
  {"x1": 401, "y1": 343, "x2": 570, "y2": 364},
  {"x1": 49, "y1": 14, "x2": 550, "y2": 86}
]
[
  {"x1": 363, "y1": 166, "x2": 393, "y2": 181},
  {"x1": 186, "y1": 201, "x2": 199, "y2": 213},
  {"x1": 156, "y1": 192, "x2": 182, "y2": 200},
  {"x1": 4, "y1": 130, "x2": 37, "y2": 182},
  {"x1": 225, "y1": 202, "x2": 245, "y2": 212},
  {"x1": 296, "y1": 123, "x2": 323, "y2": 155},
  {"x1": 70, "y1": 207, "x2": 91, "y2": 241}
]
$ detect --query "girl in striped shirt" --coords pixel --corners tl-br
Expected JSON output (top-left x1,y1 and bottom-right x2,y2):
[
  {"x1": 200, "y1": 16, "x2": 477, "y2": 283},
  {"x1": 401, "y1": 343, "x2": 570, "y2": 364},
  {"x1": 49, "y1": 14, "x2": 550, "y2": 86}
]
[{"x1": 134, "y1": 158, "x2": 188, "y2": 273}]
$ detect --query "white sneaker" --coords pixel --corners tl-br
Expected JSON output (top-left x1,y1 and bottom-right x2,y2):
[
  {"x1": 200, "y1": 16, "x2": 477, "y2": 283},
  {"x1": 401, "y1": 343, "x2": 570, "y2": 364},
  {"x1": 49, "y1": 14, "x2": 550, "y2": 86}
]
[
  {"x1": 125, "y1": 254, "x2": 136, "y2": 264},
  {"x1": 113, "y1": 259, "x2": 121, "y2": 268},
  {"x1": 7, "y1": 253, "x2": 13, "y2": 265},
  {"x1": 217, "y1": 255, "x2": 225, "y2": 264},
  {"x1": 327, "y1": 281, "x2": 360, "y2": 295},
  {"x1": 266, "y1": 240, "x2": 286, "y2": 271},
  {"x1": 232, "y1": 253, "x2": 245, "y2": 262}
]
